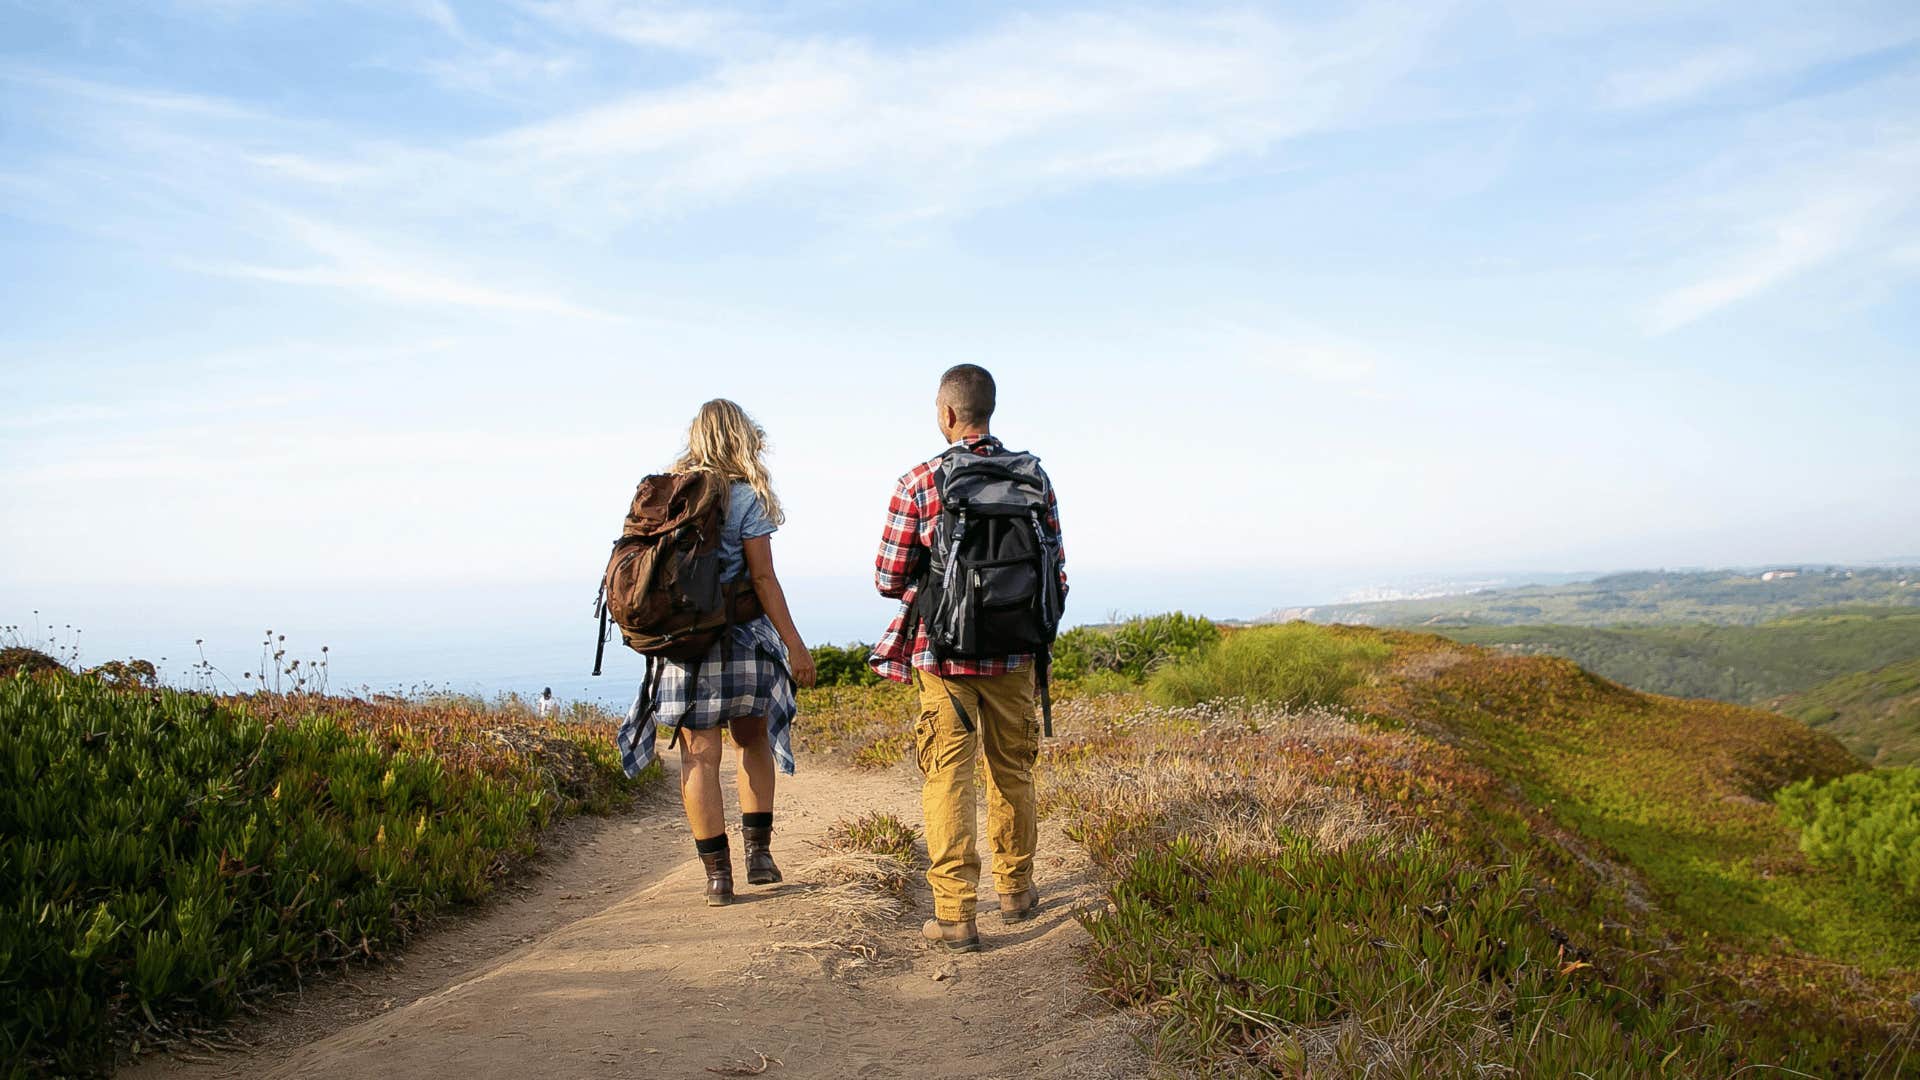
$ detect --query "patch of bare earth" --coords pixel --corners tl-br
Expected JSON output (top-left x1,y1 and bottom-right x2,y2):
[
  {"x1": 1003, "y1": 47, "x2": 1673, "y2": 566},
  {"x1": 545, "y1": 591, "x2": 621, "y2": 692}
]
[{"x1": 120, "y1": 756, "x2": 1145, "y2": 1080}]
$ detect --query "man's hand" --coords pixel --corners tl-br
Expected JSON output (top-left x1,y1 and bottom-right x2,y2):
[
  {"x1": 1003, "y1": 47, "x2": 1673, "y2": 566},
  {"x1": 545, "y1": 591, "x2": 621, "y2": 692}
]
[{"x1": 787, "y1": 642, "x2": 817, "y2": 689}]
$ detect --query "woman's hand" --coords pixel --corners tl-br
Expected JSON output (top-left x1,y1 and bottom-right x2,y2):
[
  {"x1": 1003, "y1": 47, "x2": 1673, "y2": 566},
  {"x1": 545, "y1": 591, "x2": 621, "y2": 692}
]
[{"x1": 787, "y1": 641, "x2": 817, "y2": 688}]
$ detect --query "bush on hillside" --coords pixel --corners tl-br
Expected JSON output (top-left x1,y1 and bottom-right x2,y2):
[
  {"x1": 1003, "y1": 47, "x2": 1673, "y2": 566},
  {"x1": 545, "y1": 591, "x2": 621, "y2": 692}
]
[
  {"x1": 0, "y1": 674, "x2": 647, "y2": 1076},
  {"x1": 1052, "y1": 613, "x2": 1220, "y2": 682},
  {"x1": 1778, "y1": 767, "x2": 1920, "y2": 901},
  {"x1": 1146, "y1": 623, "x2": 1389, "y2": 708},
  {"x1": 0, "y1": 646, "x2": 63, "y2": 678},
  {"x1": 809, "y1": 642, "x2": 884, "y2": 687}
]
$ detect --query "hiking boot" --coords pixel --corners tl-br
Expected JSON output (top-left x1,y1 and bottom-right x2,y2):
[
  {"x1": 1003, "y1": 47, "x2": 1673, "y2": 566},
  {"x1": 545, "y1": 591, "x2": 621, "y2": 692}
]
[
  {"x1": 998, "y1": 886, "x2": 1040, "y2": 923},
  {"x1": 699, "y1": 848, "x2": 734, "y2": 906},
  {"x1": 742, "y1": 825, "x2": 782, "y2": 885},
  {"x1": 922, "y1": 917, "x2": 981, "y2": 953}
]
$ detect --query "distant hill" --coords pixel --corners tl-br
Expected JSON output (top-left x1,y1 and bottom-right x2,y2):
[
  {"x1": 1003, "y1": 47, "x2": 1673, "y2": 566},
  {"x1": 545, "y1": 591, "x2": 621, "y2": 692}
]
[
  {"x1": 1273, "y1": 566, "x2": 1920, "y2": 628},
  {"x1": 1774, "y1": 657, "x2": 1920, "y2": 768},
  {"x1": 1429, "y1": 609, "x2": 1920, "y2": 766}
]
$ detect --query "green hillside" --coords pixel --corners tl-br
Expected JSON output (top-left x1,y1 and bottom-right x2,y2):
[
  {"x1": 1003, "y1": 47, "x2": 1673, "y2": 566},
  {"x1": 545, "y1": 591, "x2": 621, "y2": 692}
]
[
  {"x1": 1776, "y1": 657, "x2": 1920, "y2": 768},
  {"x1": 1283, "y1": 567, "x2": 1920, "y2": 627},
  {"x1": 1434, "y1": 608, "x2": 1920, "y2": 703}
]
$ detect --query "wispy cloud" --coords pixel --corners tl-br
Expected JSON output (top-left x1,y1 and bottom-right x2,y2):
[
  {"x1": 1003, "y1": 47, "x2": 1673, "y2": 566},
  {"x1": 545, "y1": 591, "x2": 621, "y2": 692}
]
[
  {"x1": 0, "y1": 67, "x2": 259, "y2": 119},
  {"x1": 186, "y1": 217, "x2": 621, "y2": 320},
  {"x1": 1645, "y1": 132, "x2": 1920, "y2": 334},
  {"x1": 524, "y1": 0, "x2": 759, "y2": 55},
  {"x1": 463, "y1": 6, "x2": 1440, "y2": 223},
  {"x1": 1605, "y1": 47, "x2": 1756, "y2": 109}
]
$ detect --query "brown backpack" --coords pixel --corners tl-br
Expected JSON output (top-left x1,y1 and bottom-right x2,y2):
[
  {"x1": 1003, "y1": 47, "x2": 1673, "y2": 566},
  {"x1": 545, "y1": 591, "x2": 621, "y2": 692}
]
[{"x1": 591, "y1": 471, "x2": 763, "y2": 673}]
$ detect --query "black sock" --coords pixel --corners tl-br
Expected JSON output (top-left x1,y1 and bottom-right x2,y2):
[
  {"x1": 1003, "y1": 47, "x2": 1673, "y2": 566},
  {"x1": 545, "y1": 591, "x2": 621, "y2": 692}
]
[
  {"x1": 694, "y1": 833, "x2": 729, "y2": 855},
  {"x1": 742, "y1": 812, "x2": 773, "y2": 830}
]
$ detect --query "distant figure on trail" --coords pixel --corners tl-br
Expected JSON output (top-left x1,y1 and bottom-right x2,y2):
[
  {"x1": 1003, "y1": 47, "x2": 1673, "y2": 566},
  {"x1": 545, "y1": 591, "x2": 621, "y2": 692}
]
[
  {"x1": 537, "y1": 687, "x2": 559, "y2": 720},
  {"x1": 870, "y1": 365, "x2": 1067, "y2": 952},
  {"x1": 610, "y1": 399, "x2": 816, "y2": 906}
]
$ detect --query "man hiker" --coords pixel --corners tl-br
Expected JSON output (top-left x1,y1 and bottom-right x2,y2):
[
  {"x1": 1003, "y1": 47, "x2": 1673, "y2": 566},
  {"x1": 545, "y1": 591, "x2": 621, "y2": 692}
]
[
  {"x1": 870, "y1": 364, "x2": 1067, "y2": 952},
  {"x1": 537, "y1": 687, "x2": 559, "y2": 720}
]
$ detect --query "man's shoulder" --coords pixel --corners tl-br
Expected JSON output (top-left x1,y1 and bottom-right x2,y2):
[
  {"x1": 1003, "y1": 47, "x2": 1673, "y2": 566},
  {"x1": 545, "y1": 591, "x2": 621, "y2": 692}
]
[{"x1": 895, "y1": 454, "x2": 945, "y2": 492}]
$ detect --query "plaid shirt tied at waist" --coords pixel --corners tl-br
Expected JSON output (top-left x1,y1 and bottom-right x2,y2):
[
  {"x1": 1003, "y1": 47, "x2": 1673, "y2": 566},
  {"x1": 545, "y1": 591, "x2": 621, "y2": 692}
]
[{"x1": 868, "y1": 434, "x2": 1067, "y2": 683}]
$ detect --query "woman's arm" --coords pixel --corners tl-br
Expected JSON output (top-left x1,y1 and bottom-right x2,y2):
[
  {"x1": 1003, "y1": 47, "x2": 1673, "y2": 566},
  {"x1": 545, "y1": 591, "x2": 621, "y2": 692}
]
[{"x1": 743, "y1": 535, "x2": 816, "y2": 688}]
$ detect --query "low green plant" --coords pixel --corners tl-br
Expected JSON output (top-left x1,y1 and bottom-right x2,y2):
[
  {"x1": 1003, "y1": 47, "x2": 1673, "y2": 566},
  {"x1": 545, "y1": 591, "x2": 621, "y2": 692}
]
[
  {"x1": 1146, "y1": 623, "x2": 1389, "y2": 708},
  {"x1": 1052, "y1": 612, "x2": 1219, "y2": 682},
  {"x1": 1779, "y1": 767, "x2": 1920, "y2": 901},
  {"x1": 0, "y1": 674, "x2": 643, "y2": 1076},
  {"x1": 1085, "y1": 833, "x2": 1745, "y2": 1076}
]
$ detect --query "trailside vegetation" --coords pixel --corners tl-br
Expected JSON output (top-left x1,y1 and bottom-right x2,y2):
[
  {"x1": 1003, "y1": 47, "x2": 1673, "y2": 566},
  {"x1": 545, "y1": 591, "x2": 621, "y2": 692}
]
[
  {"x1": 1, "y1": 674, "x2": 652, "y2": 1078},
  {"x1": 806, "y1": 642, "x2": 885, "y2": 687},
  {"x1": 1779, "y1": 767, "x2": 1920, "y2": 902},
  {"x1": 1050, "y1": 611, "x2": 1220, "y2": 682},
  {"x1": 1145, "y1": 622, "x2": 1389, "y2": 708},
  {"x1": 799, "y1": 617, "x2": 1920, "y2": 1074}
]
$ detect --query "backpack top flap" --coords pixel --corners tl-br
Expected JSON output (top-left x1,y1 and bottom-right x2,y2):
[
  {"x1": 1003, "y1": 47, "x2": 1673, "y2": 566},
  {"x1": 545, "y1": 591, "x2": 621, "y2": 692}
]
[
  {"x1": 937, "y1": 448, "x2": 1051, "y2": 517},
  {"x1": 624, "y1": 471, "x2": 725, "y2": 542}
]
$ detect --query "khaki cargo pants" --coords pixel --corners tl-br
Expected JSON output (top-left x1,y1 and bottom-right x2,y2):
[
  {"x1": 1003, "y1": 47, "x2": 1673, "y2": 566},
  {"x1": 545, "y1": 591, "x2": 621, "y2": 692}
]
[{"x1": 913, "y1": 665, "x2": 1039, "y2": 922}]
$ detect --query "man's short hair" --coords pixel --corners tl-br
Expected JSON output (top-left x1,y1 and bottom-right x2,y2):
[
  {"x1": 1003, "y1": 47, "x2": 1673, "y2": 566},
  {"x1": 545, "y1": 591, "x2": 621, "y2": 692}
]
[{"x1": 938, "y1": 364, "x2": 996, "y2": 426}]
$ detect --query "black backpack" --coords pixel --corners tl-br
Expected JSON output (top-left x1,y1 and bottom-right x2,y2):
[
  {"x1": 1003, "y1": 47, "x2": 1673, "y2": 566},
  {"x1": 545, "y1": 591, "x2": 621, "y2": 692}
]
[{"x1": 910, "y1": 445, "x2": 1066, "y2": 733}]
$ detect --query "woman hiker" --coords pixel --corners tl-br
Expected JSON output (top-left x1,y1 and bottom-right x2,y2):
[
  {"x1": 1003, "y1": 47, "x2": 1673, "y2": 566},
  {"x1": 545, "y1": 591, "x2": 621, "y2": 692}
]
[{"x1": 617, "y1": 399, "x2": 817, "y2": 904}]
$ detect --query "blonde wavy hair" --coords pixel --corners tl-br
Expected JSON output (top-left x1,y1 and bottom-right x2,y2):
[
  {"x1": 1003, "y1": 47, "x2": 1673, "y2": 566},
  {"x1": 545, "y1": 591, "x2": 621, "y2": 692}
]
[{"x1": 673, "y1": 398, "x2": 785, "y2": 526}]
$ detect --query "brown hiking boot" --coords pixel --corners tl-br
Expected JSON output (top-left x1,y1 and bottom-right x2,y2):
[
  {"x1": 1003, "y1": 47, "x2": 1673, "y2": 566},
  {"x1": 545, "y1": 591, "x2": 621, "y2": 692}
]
[
  {"x1": 742, "y1": 826, "x2": 782, "y2": 885},
  {"x1": 698, "y1": 848, "x2": 734, "y2": 906},
  {"x1": 998, "y1": 887, "x2": 1039, "y2": 923},
  {"x1": 922, "y1": 917, "x2": 981, "y2": 953}
]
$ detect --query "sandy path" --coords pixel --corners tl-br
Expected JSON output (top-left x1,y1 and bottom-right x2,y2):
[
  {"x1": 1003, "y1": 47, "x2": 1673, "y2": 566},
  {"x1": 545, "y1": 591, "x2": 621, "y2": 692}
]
[{"x1": 124, "y1": 757, "x2": 1143, "y2": 1080}]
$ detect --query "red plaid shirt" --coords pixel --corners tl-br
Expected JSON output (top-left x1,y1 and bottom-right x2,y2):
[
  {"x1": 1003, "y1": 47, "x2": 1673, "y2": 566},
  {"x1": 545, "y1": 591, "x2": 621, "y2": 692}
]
[{"x1": 869, "y1": 434, "x2": 1067, "y2": 683}]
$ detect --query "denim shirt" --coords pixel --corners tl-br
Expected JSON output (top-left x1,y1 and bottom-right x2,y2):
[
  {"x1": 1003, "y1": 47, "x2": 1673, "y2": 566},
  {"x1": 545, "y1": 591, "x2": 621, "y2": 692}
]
[{"x1": 718, "y1": 481, "x2": 778, "y2": 584}]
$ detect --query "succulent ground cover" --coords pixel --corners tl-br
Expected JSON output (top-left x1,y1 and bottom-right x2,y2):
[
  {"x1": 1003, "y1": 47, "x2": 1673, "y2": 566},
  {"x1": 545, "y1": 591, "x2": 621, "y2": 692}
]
[{"x1": 1, "y1": 673, "x2": 652, "y2": 1078}]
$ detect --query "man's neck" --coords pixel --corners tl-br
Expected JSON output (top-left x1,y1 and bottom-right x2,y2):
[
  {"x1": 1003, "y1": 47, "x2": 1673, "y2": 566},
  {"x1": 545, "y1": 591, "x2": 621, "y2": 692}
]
[{"x1": 950, "y1": 428, "x2": 992, "y2": 443}]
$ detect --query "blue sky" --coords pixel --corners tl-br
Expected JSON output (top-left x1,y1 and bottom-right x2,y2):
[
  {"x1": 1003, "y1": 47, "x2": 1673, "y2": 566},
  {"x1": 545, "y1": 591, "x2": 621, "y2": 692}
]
[{"x1": 4, "y1": 1, "x2": 1919, "y2": 655}]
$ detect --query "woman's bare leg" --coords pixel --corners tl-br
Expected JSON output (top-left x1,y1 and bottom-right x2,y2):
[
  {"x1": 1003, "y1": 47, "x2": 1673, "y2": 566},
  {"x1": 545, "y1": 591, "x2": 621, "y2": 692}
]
[
  {"x1": 678, "y1": 727, "x2": 727, "y2": 839},
  {"x1": 729, "y1": 716, "x2": 776, "y2": 815}
]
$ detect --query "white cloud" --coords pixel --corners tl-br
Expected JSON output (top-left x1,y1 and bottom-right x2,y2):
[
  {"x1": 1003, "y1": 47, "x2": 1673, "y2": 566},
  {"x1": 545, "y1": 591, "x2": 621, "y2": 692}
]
[
  {"x1": 185, "y1": 217, "x2": 621, "y2": 320},
  {"x1": 1605, "y1": 47, "x2": 1756, "y2": 109},
  {"x1": 1645, "y1": 135, "x2": 1920, "y2": 334},
  {"x1": 522, "y1": 0, "x2": 761, "y2": 55},
  {"x1": 456, "y1": 7, "x2": 1435, "y2": 224},
  {"x1": 0, "y1": 67, "x2": 258, "y2": 119}
]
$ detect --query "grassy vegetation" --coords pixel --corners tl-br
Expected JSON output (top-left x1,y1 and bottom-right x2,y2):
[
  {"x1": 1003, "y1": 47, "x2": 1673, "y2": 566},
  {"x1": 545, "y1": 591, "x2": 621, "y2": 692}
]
[
  {"x1": 1146, "y1": 623, "x2": 1391, "y2": 708},
  {"x1": 1289, "y1": 566, "x2": 1920, "y2": 628},
  {"x1": 1778, "y1": 657, "x2": 1920, "y2": 767},
  {"x1": 1, "y1": 671, "x2": 652, "y2": 1078},
  {"x1": 1051, "y1": 611, "x2": 1219, "y2": 681},
  {"x1": 824, "y1": 810, "x2": 921, "y2": 860},
  {"x1": 1780, "y1": 768, "x2": 1920, "y2": 901},
  {"x1": 793, "y1": 617, "x2": 1920, "y2": 1072},
  {"x1": 807, "y1": 642, "x2": 886, "y2": 687}
]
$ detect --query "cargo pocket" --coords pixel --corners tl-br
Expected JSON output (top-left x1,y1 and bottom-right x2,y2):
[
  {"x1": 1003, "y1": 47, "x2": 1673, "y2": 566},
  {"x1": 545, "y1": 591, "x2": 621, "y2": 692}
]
[{"x1": 914, "y1": 709, "x2": 938, "y2": 777}]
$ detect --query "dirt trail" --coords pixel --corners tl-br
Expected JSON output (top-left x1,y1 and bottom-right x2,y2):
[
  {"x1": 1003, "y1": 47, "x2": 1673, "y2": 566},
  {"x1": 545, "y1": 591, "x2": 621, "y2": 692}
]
[{"x1": 123, "y1": 757, "x2": 1143, "y2": 1080}]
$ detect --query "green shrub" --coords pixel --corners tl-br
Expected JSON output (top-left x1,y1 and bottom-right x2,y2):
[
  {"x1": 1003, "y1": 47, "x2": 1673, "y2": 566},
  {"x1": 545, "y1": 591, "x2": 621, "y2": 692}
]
[
  {"x1": 1778, "y1": 767, "x2": 1920, "y2": 900},
  {"x1": 809, "y1": 642, "x2": 884, "y2": 687},
  {"x1": 1085, "y1": 833, "x2": 1743, "y2": 1076},
  {"x1": 1146, "y1": 623, "x2": 1389, "y2": 708},
  {"x1": 0, "y1": 675, "x2": 638, "y2": 1076},
  {"x1": 1053, "y1": 612, "x2": 1220, "y2": 682}
]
